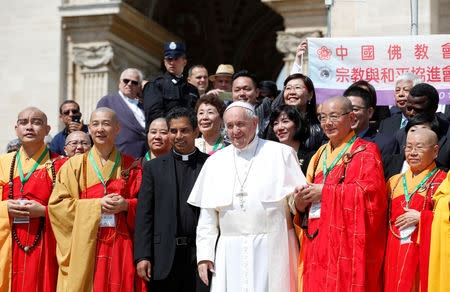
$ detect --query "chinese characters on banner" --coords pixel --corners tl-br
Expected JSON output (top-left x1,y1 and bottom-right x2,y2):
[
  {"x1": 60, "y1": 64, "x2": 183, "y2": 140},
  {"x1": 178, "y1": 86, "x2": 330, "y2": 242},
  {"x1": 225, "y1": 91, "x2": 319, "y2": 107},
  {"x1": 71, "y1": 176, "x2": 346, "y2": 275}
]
[{"x1": 308, "y1": 35, "x2": 450, "y2": 105}]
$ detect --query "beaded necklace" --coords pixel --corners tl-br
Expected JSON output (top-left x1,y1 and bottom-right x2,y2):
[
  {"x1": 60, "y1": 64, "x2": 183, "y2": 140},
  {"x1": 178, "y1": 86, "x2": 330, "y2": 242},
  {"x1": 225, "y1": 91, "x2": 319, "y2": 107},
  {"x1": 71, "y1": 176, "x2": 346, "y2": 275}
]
[
  {"x1": 9, "y1": 150, "x2": 56, "y2": 252},
  {"x1": 387, "y1": 169, "x2": 441, "y2": 240}
]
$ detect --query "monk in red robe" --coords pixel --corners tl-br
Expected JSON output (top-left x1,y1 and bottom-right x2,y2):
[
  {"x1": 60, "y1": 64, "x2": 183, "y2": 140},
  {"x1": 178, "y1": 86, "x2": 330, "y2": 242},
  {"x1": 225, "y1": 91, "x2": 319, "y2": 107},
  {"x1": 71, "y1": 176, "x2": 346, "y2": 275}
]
[
  {"x1": 0, "y1": 107, "x2": 66, "y2": 291},
  {"x1": 385, "y1": 128, "x2": 447, "y2": 292},
  {"x1": 294, "y1": 96, "x2": 387, "y2": 292},
  {"x1": 48, "y1": 107, "x2": 145, "y2": 292}
]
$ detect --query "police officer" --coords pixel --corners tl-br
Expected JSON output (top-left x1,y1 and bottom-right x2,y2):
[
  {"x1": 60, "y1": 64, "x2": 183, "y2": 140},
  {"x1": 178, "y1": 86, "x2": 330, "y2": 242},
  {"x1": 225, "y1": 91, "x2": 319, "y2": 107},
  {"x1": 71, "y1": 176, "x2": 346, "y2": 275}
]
[{"x1": 143, "y1": 42, "x2": 199, "y2": 131}]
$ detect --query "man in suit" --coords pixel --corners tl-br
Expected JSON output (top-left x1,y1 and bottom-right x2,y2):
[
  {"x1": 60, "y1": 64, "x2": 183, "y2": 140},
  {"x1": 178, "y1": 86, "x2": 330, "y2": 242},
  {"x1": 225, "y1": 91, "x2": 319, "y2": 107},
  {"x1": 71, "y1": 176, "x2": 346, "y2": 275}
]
[
  {"x1": 134, "y1": 107, "x2": 209, "y2": 292},
  {"x1": 142, "y1": 42, "x2": 199, "y2": 131},
  {"x1": 394, "y1": 83, "x2": 450, "y2": 170},
  {"x1": 383, "y1": 114, "x2": 441, "y2": 181},
  {"x1": 379, "y1": 73, "x2": 422, "y2": 137},
  {"x1": 97, "y1": 68, "x2": 146, "y2": 158},
  {"x1": 344, "y1": 87, "x2": 399, "y2": 160}
]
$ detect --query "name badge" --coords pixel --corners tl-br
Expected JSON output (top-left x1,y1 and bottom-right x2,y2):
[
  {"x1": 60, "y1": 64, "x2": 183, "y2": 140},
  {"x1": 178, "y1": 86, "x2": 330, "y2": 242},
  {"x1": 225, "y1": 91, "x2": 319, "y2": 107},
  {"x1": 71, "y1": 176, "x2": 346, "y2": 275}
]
[
  {"x1": 99, "y1": 214, "x2": 116, "y2": 227},
  {"x1": 400, "y1": 225, "x2": 416, "y2": 245},
  {"x1": 309, "y1": 201, "x2": 321, "y2": 219},
  {"x1": 13, "y1": 199, "x2": 29, "y2": 224}
]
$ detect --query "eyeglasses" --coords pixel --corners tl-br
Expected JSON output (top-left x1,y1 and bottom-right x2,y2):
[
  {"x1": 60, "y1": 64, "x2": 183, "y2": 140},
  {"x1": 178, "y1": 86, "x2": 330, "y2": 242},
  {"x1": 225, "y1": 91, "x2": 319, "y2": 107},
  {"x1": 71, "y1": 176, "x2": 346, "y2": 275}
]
[
  {"x1": 66, "y1": 140, "x2": 91, "y2": 147},
  {"x1": 284, "y1": 85, "x2": 307, "y2": 92},
  {"x1": 403, "y1": 144, "x2": 433, "y2": 153},
  {"x1": 122, "y1": 79, "x2": 139, "y2": 86},
  {"x1": 318, "y1": 112, "x2": 350, "y2": 123},
  {"x1": 63, "y1": 109, "x2": 80, "y2": 116}
]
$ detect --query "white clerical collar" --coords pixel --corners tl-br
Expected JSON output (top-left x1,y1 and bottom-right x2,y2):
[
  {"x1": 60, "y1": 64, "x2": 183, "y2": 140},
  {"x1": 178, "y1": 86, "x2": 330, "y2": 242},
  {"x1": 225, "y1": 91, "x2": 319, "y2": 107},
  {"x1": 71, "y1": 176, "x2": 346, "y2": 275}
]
[
  {"x1": 173, "y1": 149, "x2": 196, "y2": 161},
  {"x1": 235, "y1": 135, "x2": 259, "y2": 156}
]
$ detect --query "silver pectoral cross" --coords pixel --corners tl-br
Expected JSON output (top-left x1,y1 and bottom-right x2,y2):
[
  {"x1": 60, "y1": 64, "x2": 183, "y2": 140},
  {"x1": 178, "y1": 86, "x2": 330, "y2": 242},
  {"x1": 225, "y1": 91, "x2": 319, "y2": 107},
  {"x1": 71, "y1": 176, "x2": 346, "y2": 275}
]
[{"x1": 236, "y1": 190, "x2": 248, "y2": 209}]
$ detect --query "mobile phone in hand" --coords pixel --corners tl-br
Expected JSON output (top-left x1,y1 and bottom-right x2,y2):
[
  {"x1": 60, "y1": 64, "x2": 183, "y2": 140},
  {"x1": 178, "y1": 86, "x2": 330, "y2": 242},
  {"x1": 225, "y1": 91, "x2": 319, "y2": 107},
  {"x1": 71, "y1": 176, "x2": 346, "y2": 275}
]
[{"x1": 71, "y1": 115, "x2": 81, "y2": 123}]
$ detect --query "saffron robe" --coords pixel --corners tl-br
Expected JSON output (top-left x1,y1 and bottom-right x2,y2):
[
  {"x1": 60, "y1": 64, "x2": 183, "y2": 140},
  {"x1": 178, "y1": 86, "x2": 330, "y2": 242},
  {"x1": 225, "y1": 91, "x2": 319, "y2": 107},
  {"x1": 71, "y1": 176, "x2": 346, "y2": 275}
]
[
  {"x1": 188, "y1": 138, "x2": 306, "y2": 292},
  {"x1": 0, "y1": 145, "x2": 66, "y2": 292},
  {"x1": 295, "y1": 132, "x2": 387, "y2": 292},
  {"x1": 384, "y1": 163, "x2": 446, "y2": 292},
  {"x1": 428, "y1": 172, "x2": 450, "y2": 292},
  {"x1": 48, "y1": 147, "x2": 145, "y2": 292}
]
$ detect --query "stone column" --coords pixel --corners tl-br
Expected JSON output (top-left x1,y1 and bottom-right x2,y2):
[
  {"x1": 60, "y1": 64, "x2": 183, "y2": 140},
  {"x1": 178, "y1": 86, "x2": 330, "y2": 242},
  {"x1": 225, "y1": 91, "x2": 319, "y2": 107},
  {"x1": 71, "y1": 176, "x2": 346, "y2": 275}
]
[
  {"x1": 262, "y1": 0, "x2": 327, "y2": 79},
  {"x1": 276, "y1": 30, "x2": 323, "y2": 76}
]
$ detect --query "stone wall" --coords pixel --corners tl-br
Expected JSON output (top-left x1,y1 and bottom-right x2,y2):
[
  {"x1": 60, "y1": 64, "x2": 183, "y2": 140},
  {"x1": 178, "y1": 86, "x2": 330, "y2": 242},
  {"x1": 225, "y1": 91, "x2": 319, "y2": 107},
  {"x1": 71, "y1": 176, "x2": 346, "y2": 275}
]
[{"x1": 0, "y1": 0, "x2": 61, "y2": 153}]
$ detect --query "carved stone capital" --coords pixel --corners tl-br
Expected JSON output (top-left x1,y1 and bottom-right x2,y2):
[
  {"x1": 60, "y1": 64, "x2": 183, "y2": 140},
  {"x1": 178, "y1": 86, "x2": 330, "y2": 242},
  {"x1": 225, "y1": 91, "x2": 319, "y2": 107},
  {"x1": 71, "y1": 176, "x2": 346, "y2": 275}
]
[
  {"x1": 276, "y1": 30, "x2": 323, "y2": 58},
  {"x1": 72, "y1": 44, "x2": 114, "y2": 69}
]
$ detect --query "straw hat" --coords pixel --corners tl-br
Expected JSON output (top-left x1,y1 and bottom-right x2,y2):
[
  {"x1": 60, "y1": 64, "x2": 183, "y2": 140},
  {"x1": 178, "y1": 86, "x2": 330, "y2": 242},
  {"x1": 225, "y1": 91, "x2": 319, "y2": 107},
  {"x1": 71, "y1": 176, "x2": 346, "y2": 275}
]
[{"x1": 209, "y1": 64, "x2": 235, "y2": 82}]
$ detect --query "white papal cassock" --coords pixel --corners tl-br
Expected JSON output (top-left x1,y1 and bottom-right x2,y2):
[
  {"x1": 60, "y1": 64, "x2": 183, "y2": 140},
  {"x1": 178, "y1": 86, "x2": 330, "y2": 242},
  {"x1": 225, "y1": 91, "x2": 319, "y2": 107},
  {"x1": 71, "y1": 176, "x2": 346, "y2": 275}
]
[{"x1": 188, "y1": 137, "x2": 307, "y2": 292}]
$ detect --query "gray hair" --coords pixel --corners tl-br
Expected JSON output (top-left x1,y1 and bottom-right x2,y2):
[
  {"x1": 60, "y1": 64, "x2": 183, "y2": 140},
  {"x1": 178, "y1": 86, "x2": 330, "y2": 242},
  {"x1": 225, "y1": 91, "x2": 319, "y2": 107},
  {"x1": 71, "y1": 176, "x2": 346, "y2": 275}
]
[
  {"x1": 395, "y1": 72, "x2": 422, "y2": 87},
  {"x1": 243, "y1": 108, "x2": 257, "y2": 120},
  {"x1": 120, "y1": 68, "x2": 143, "y2": 84},
  {"x1": 6, "y1": 138, "x2": 22, "y2": 153}
]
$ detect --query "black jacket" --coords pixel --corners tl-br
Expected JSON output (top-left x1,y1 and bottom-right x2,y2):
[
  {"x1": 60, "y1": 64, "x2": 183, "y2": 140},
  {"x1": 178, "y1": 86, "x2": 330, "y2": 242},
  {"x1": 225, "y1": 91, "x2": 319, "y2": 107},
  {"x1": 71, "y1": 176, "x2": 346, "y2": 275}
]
[
  {"x1": 134, "y1": 149, "x2": 209, "y2": 280},
  {"x1": 383, "y1": 152, "x2": 406, "y2": 182},
  {"x1": 379, "y1": 112, "x2": 403, "y2": 138},
  {"x1": 360, "y1": 127, "x2": 399, "y2": 158},
  {"x1": 394, "y1": 114, "x2": 450, "y2": 170},
  {"x1": 143, "y1": 71, "x2": 199, "y2": 131}
]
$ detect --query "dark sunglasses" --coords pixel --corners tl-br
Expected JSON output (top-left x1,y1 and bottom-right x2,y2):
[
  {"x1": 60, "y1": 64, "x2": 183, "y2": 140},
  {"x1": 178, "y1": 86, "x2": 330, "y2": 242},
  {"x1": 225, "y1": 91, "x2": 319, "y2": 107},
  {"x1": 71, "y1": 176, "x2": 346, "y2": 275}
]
[
  {"x1": 122, "y1": 79, "x2": 139, "y2": 86},
  {"x1": 63, "y1": 109, "x2": 80, "y2": 115}
]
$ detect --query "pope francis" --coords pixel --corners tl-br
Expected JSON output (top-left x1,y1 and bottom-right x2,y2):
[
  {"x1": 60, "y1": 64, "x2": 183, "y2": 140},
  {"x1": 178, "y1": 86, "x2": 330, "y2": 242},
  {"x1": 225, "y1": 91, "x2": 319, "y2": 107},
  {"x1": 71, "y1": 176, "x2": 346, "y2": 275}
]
[{"x1": 188, "y1": 101, "x2": 307, "y2": 292}]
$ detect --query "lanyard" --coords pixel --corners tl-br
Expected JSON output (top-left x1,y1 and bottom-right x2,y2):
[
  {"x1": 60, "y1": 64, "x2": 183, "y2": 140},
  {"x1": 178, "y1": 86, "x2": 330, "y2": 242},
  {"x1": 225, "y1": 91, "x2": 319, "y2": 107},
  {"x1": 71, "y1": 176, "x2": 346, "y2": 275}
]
[
  {"x1": 323, "y1": 135, "x2": 357, "y2": 182},
  {"x1": 88, "y1": 149, "x2": 121, "y2": 195},
  {"x1": 212, "y1": 136, "x2": 223, "y2": 152},
  {"x1": 402, "y1": 167, "x2": 437, "y2": 208},
  {"x1": 16, "y1": 148, "x2": 49, "y2": 194},
  {"x1": 145, "y1": 152, "x2": 151, "y2": 161}
]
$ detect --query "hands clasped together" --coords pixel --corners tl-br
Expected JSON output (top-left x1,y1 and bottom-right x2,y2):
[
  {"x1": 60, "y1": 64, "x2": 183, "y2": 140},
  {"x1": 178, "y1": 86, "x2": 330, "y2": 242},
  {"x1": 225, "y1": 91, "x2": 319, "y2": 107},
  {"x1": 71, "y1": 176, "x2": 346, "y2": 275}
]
[
  {"x1": 293, "y1": 183, "x2": 323, "y2": 213},
  {"x1": 101, "y1": 193, "x2": 129, "y2": 214}
]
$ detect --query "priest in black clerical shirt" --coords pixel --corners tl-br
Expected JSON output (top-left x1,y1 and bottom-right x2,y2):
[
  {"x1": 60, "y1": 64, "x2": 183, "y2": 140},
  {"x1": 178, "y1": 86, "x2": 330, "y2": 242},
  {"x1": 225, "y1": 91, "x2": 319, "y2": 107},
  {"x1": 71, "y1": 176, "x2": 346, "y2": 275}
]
[{"x1": 134, "y1": 107, "x2": 210, "y2": 292}]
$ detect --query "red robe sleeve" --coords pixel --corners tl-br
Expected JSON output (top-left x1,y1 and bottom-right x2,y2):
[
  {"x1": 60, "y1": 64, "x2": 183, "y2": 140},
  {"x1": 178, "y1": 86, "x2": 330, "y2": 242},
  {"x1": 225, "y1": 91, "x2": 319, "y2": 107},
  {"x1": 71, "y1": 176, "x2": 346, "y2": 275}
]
[{"x1": 313, "y1": 139, "x2": 387, "y2": 292}]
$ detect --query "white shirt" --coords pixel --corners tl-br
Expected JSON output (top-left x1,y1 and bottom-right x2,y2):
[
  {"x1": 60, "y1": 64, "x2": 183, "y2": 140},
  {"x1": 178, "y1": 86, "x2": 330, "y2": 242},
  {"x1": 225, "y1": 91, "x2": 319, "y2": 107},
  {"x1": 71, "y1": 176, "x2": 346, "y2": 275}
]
[{"x1": 118, "y1": 91, "x2": 145, "y2": 129}]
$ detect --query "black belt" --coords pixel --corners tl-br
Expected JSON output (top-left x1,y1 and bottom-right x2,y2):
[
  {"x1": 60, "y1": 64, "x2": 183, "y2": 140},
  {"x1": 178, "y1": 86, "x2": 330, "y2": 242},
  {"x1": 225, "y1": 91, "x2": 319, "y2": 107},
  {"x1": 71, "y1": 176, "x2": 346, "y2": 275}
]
[{"x1": 175, "y1": 236, "x2": 195, "y2": 246}]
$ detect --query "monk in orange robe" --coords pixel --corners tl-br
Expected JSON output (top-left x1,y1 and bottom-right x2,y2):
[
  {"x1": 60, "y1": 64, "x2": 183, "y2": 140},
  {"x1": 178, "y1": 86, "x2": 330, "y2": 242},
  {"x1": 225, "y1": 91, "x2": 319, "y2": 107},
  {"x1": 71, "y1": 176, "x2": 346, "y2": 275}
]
[
  {"x1": 294, "y1": 96, "x2": 387, "y2": 292},
  {"x1": 48, "y1": 107, "x2": 145, "y2": 292},
  {"x1": 384, "y1": 128, "x2": 446, "y2": 292},
  {"x1": 0, "y1": 107, "x2": 66, "y2": 291}
]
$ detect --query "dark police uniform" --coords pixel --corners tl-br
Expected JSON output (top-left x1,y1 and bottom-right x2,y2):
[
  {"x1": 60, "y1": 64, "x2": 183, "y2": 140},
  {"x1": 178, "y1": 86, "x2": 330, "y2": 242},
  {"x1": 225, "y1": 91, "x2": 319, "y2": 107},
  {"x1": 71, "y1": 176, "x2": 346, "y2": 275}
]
[
  {"x1": 143, "y1": 41, "x2": 199, "y2": 131},
  {"x1": 143, "y1": 72, "x2": 199, "y2": 131}
]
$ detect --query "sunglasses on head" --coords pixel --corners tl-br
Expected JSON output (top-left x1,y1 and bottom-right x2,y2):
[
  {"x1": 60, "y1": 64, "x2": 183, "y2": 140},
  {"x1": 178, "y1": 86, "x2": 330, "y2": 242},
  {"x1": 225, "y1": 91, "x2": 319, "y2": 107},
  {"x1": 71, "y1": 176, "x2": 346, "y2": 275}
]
[
  {"x1": 122, "y1": 79, "x2": 139, "y2": 86},
  {"x1": 63, "y1": 109, "x2": 80, "y2": 115}
]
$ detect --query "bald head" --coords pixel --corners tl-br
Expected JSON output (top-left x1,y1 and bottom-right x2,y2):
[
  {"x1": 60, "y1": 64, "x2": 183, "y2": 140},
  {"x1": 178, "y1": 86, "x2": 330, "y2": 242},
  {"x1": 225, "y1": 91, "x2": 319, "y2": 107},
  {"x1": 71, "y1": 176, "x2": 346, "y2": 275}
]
[
  {"x1": 323, "y1": 96, "x2": 353, "y2": 113},
  {"x1": 18, "y1": 107, "x2": 48, "y2": 125},
  {"x1": 65, "y1": 131, "x2": 90, "y2": 145},
  {"x1": 405, "y1": 127, "x2": 439, "y2": 174},
  {"x1": 407, "y1": 128, "x2": 438, "y2": 146},
  {"x1": 90, "y1": 107, "x2": 118, "y2": 124},
  {"x1": 319, "y1": 96, "x2": 355, "y2": 147}
]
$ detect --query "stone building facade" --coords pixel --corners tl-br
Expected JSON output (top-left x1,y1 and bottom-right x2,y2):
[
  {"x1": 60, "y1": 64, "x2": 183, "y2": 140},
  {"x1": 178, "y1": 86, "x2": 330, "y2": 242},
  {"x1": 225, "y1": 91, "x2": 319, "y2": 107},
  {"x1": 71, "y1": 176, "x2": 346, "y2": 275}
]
[{"x1": 1, "y1": 0, "x2": 448, "y2": 152}]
